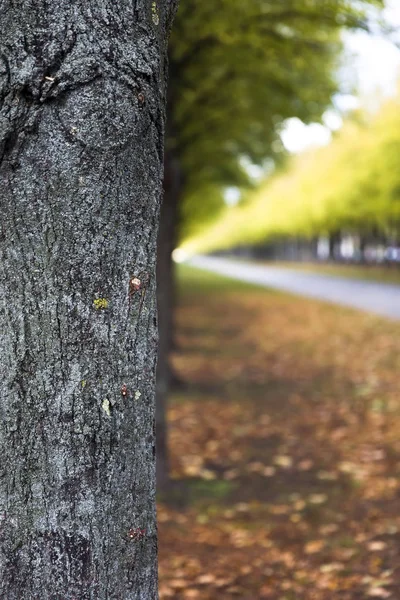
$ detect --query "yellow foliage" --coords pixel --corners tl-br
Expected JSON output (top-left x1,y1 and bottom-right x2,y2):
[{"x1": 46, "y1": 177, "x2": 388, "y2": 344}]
[{"x1": 182, "y1": 94, "x2": 400, "y2": 254}]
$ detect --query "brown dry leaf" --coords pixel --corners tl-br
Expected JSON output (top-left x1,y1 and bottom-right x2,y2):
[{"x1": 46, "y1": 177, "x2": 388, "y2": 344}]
[
  {"x1": 273, "y1": 455, "x2": 293, "y2": 468},
  {"x1": 305, "y1": 540, "x2": 325, "y2": 554},
  {"x1": 259, "y1": 585, "x2": 275, "y2": 598},
  {"x1": 159, "y1": 585, "x2": 174, "y2": 598},
  {"x1": 368, "y1": 541, "x2": 387, "y2": 552},
  {"x1": 183, "y1": 590, "x2": 201, "y2": 599},
  {"x1": 368, "y1": 588, "x2": 391, "y2": 598},
  {"x1": 226, "y1": 586, "x2": 244, "y2": 595},
  {"x1": 240, "y1": 565, "x2": 252, "y2": 575},
  {"x1": 235, "y1": 502, "x2": 250, "y2": 513},
  {"x1": 224, "y1": 468, "x2": 239, "y2": 480},
  {"x1": 298, "y1": 459, "x2": 314, "y2": 471},
  {"x1": 338, "y1": 548, "x2": 357, "y2": 560},
  {"x1": 196, "y1": 574, "x2": 216, "y2": 585},
  {"x1": 184, "y1": 464, "x2": 203, "y2": 477},
  {"x1": 269, "y1": 504, "x2": 290, "y2": 515},
  {"x1": 320, "y1": 563, "x2": 344, "y2": 573},
  {"x1": 262, "y1": 466, "x2": 276, "y2": 477},
  {"x1": 290, "y1": 513, "x2": 301, "y2": 523},
  {"x1": 199, "y1": 468, "x2": 216, "y2": 480},
  {"x1": 308, "y1": 493, "x2": 328, "y2": 505},
  {"x1": 248, "y1": 461, "x2": 265, "y2": 473},
  {"x1": 169, "y1": 579, "x2": 188, "y2": 590},
  {"x1": 319, "y1": 524, "x2": 339, "y2": 535}
]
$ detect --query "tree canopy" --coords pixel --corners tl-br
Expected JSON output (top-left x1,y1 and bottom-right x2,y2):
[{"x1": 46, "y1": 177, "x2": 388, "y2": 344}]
[
  {"x1": 180, "y1": 92, "x2": 400, "y2": 254},
  {"x1": 167, "y1": 0, "x2": 384, "y2": 239}
]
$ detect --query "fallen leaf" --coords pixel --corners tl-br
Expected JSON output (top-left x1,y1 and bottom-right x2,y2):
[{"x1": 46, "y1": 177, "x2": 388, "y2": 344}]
[
  {"x1": 273, "y1": 455, "x2": 293, "y2": 468},
  {"x1": 262, "y1": 466, "x2": 276, "y2": 477},
  {"x1": 196, "y1": 574, "x2": 216, "y2": 585},
  {"x1": 368, "y1": 541, "x2": 387, "y2": 552},
  {"x1": 305, "y1": 540, "x2": 325, "y2": 554},
  {"x1": 169, "y1": 579, "x2": 187, "y2": 590},
  {"x1": 368, "y1": 588, "x2": 391, "y2": 598},
  {"x1": 308, "y1": 493, "x2": 328, "y2": 505},
  {"x1": 183, "y1": 591, "x2": 201, "y2": 599}
]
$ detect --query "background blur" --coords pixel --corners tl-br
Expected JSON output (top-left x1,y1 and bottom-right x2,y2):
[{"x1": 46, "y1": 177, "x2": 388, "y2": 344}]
[{"x1": 158, "y1": 1, "x2": 400, "y2": 598}]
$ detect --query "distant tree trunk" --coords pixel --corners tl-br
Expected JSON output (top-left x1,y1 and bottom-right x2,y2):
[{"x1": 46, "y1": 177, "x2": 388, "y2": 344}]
[
  {"x1": 156, "y1": 150, "x2": 181, "y2": 488},
  {"x1": 329, "y1": 232, "x2": 340, "y2": 261},
  {"x1": 359, "y1": 234, "x2": 367, "y2": 262},
  {"x1": 0, "y1": 1, "x2": 178, "y2": 597}
]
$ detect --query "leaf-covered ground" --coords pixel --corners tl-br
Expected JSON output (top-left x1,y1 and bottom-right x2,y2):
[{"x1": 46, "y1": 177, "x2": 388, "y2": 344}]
[{"x1": 158, "y1": 266, "x2": 400, "y2": 599}]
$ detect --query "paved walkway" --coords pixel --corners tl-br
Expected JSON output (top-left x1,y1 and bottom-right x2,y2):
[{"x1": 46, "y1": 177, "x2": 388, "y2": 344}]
[{"x1": 189, "y1": 256, "x2": 400, "y2": 320}]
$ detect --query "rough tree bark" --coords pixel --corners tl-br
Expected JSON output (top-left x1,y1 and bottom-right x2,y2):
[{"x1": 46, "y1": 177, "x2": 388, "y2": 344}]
[{"x1": 0, "y1": 0, "x2": 178, "y2": 598}]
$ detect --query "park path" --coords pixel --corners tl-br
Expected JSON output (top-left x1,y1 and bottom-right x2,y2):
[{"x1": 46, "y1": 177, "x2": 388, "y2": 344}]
[{"x1": 189, "y1": 255, "x2": 400, "y2": 320}]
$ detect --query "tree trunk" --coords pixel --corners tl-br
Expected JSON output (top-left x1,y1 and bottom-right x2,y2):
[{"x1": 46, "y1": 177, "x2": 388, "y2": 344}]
[
  {"x1": 156, "y1": 151, "x2": 181, "y2": 489},
  {"x1": 329, "y1": 232, "x2": 340, "y2": 261},
  {"x1": 0, "y1": 1, "x2": 178, "y2": 598}
]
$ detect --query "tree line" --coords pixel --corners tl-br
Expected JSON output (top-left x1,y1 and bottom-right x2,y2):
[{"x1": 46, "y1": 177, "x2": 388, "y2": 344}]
[{"x1": 181, "y1": 93, "x2": 400, "y2": 259}]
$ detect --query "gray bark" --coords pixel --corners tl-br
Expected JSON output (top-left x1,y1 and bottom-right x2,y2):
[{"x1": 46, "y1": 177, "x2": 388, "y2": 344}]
[{"x1": 0, "y1": 0, "x2": 178, "y2": 598}]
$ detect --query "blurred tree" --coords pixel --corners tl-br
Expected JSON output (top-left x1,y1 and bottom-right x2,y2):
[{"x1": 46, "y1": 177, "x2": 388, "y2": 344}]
[
  {"x1": 169, "y1": 0, "x2": 384, "y2": 239},
  {"x1": 0, "y1": 0, "x2": 178, "y2": 596},
  {"x1": 157, "y1": 0, "x2": 384, "y2": 486},
  {"x1": 182, "y1": 93, "x2": 400, "y2": 256}
]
